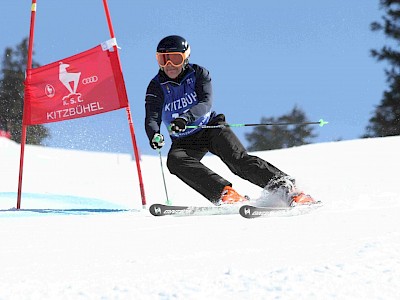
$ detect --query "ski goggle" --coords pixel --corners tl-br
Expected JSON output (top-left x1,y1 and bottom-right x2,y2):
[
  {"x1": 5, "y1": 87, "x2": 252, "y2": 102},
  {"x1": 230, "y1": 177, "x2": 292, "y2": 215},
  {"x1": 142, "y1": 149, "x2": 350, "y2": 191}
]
[{"x1": 156, "y1": 52, "x2": 186, "y2": 67}]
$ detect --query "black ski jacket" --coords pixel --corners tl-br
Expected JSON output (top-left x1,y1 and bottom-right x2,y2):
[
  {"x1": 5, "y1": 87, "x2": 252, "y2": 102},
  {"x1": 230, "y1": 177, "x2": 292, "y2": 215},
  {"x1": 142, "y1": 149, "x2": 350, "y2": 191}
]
[{"x1": 145, "y1": 64, "x2": 215, "y2": 143}]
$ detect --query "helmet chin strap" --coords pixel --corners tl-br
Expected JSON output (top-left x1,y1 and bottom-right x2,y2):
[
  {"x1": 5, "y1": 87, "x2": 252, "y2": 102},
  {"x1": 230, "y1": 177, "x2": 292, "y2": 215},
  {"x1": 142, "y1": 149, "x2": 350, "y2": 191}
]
[{"x1": 183, "y1": 59, "x2": 189, "y2": 69}]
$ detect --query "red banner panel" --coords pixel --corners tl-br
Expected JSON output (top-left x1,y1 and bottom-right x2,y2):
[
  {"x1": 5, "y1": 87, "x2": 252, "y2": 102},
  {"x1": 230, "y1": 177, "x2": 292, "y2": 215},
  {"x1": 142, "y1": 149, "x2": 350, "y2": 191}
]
[{"x1": 23, "y1": 43, "x2": 128, "y2": 125}]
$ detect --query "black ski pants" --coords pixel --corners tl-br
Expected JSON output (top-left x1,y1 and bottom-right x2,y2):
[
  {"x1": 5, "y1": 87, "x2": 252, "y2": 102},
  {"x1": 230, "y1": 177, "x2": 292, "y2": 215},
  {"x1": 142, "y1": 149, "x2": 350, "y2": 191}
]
[{"x1": 166, "y1": 115, "x2": 287, "y2": 203}]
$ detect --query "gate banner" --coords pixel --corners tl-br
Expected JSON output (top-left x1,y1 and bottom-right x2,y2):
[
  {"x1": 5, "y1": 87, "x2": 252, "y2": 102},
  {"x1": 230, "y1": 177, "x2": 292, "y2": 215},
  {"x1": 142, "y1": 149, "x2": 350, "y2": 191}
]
[{"x1": 24, "y1": 42, "x2": 128, "y2": 125}]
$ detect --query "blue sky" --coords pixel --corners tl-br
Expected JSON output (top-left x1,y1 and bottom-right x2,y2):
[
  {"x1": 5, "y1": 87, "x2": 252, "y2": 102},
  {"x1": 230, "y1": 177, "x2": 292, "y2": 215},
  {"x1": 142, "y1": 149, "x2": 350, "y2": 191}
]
[{"x1": 0, "y1": 0, "x2": 387, "y2": 155}]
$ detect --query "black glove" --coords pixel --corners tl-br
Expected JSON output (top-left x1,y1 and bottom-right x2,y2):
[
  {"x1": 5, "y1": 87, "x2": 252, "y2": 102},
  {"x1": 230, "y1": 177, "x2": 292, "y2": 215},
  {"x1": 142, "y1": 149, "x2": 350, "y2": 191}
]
[
  {"x1": 150, "y1": 133, "x2": 165, "y2": 150},
  {"x1": 170, "y1": 118, "x2": 187, "y2": 134}
]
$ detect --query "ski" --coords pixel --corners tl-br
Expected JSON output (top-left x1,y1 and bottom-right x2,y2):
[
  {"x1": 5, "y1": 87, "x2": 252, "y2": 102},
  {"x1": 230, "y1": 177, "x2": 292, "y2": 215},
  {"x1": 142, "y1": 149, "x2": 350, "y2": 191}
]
[
  {"x1": 239, "y1": 202, "x2": 323, "y2": 219},
  {"x1": 150, "y1": 202, "x2": 323, "y2": 218},
  {"x1": 149, "y1": 203, "x2": 240, "y2": 217}
]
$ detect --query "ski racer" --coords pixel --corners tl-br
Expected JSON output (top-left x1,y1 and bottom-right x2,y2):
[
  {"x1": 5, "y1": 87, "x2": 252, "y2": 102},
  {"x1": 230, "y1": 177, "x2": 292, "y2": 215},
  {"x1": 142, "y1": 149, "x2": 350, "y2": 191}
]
[{"x1": 144, "y1": 35, "x2": 316, "y2": 206}]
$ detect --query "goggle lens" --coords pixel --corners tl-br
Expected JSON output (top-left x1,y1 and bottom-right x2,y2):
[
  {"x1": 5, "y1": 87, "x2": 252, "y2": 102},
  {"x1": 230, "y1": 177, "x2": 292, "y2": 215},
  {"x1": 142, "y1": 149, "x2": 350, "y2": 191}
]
[{"x1": 156, "y1": 52, "x2": 185, "y2": 67}]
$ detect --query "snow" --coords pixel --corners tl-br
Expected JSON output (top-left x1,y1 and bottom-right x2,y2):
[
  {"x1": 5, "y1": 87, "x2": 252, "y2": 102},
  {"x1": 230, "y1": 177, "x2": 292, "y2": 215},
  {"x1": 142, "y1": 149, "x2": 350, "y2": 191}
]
[{"x1": 0, "y1": 136, "x2": 399, "y2": 300}]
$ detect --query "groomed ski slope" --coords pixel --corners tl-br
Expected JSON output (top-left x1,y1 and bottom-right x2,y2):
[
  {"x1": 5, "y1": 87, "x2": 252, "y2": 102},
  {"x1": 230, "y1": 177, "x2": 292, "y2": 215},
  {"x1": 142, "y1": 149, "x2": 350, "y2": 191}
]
[{"x1": 0, "y1": 136, "x2": 399, "y2": 299}]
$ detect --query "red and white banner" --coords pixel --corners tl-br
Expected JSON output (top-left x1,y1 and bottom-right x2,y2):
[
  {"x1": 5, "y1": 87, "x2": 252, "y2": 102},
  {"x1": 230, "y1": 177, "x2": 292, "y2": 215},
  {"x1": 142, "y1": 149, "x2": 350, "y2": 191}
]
[
  {"x1": 23, "y1": 42, "x2": 128, "y2": 125},
  {"x1": 18, "y1": 1, "x2": 146, "y2": 209}
]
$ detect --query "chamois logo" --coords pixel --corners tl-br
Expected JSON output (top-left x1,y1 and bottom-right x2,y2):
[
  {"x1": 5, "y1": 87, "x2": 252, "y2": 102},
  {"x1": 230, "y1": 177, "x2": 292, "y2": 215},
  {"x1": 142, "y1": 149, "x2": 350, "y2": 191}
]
[
  {"x1": 58, "y1": 62, "x2": 83, "y2": 106},
  {"x1": 59, "y1": 62, "x2": 81, "y2": 94}
]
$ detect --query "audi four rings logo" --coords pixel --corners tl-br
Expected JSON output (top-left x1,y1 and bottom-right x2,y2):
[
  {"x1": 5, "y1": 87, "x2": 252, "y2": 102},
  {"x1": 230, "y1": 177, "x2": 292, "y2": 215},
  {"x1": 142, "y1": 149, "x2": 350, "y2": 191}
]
[{"x1": 82, "y1": 76, "x2": 98, "y2": 84}]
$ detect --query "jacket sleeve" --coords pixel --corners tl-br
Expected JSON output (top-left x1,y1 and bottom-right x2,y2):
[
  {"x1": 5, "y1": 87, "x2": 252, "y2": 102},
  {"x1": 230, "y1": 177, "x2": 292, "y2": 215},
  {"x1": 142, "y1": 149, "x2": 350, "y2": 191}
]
[
  {"x1": 145, "y1": 79, "x2": 164, "y2": 141},
  {"x1": 180, "y1": 64, "x2": 213, "y2": 123}
]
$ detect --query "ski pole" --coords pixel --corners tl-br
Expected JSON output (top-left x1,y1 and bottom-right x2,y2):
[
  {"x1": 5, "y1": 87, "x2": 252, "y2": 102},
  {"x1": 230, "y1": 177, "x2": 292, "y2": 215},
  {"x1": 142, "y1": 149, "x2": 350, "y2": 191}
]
[
  {"x1": 154, "y1": 135, "x2": 172, "y2": 205},
  {"x1": 185, "y1": 118, "x2": 329, "y2": 129},
  {"x1": 157, "y1": 149, "x2": 171, "y2": 205}
]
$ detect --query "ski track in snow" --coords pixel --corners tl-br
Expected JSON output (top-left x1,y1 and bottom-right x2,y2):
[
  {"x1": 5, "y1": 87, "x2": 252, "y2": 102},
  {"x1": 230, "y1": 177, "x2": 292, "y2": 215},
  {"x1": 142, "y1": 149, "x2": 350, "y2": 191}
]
[{"x1": 1, "y1": 136, "x2": 400, "y2": 299}]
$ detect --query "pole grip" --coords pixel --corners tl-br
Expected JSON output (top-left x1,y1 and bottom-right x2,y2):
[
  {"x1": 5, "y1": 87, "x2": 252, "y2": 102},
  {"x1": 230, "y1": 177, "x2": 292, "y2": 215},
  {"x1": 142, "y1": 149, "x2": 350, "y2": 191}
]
[{"x1": 154, "y1": 134, "x2": 162, "y2": 142}]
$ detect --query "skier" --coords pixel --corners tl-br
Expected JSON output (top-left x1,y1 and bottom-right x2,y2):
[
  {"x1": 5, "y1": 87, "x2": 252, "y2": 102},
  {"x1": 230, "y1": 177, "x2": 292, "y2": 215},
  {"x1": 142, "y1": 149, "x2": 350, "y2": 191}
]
[{"x1": 145, "y1": 35, "x2": 315, "y2": 206}]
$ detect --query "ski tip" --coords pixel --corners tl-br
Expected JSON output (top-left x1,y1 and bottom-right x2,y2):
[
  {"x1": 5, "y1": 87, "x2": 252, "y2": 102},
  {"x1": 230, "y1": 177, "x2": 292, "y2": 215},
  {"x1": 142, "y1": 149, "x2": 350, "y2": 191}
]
[
  {"x1": 239, "y1": 205, "x2": 259, "y2": 219},
  {"x1": 149, "y1": 203, "x2": 166, "y2": 216}
]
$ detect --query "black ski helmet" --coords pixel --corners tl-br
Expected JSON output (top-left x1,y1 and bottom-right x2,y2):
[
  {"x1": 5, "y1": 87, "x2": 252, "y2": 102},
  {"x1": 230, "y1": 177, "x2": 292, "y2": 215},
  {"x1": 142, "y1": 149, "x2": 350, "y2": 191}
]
[{"x1": 156, "y1": 35, "x2": 191, "y2": 68}]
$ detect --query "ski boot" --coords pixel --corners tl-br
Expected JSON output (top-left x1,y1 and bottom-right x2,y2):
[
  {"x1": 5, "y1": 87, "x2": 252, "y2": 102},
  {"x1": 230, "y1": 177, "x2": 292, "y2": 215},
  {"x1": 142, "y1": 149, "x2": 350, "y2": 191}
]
[
  {"x1": 219, "y1": 186, "x2": 248, "y2": 205},
  {"x1": 289, "y1": 192, "x2": 317, "y2": 206},
  {"x1": 265, "y1": 176, "x2": 317, "y2": 207}
]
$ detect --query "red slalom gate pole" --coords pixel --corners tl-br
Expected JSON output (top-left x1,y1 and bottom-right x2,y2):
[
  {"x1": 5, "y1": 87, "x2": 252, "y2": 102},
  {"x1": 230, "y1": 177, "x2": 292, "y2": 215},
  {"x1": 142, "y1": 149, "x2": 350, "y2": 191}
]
[
  {"x1": 17, "y1": 0, "x2": 38, "y2": 209},
  {"x1": 102, "y1": 0, "x2": 147, "y2": 208}
]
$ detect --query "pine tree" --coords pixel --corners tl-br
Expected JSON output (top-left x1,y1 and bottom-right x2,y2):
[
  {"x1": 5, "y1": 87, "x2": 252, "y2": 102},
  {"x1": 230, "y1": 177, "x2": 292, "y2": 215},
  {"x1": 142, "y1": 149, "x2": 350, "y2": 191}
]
[
  {"x1": 245, "y1": 106, "x2": 317, "y2": 151},
  {"x1": 365, "y1": 0, "x2": 400, "y2": 137},
  {"x1": 0, "y1": 38, "x2": 49, "y2": 144}
]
